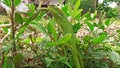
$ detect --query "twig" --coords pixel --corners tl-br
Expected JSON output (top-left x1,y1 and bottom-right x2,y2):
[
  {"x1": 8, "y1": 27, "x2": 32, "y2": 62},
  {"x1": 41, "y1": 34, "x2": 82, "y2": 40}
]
[
  {"x1": 0, "y1": 24, "x2": 11, "y2": 28},
  {"x1": 0, "y1": 29, "x2": 11, "y2": 44},
  {"x1": 11, "y1": 0, "x2": 16, "y2": 51}
]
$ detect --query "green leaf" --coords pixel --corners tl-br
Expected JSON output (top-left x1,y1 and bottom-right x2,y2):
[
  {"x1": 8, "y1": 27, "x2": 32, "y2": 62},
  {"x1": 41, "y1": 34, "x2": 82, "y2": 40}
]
[
  {"x1": 47, "y1": 34, "x2": 72, "y2": 47},
  {"x1": 16, "y1": 25, "x2": 27, "y2": 40},
  {"x1": 35, "y1": 37, "x2": 43, "y2": 43},
  {"x1": 62, "y1": 5, "x2": 69, "y2": 16},
  {"x1": 108, "y1": 51, "x2": 120, "y2": 64},
  {"x1": 73, "y1": 23, "x2": 82, "y2": 33},
  {"x1": 117, "y1": 29, "x2": 120, "y2": 33},
  {"x1": 35, "y1": 11, "x2": 46, "y2": 21},
  {"x1": 48, "y1": 6, "x2": 84, "y2": 68},
  {"x1": 101, "y1": 63, "x2": 109, "y2": 68},
  {"x1": 22, "y1": 38, "x2": 31, "y2": 44},
  {"x1": 83, "y1": 35, "x2": 91, "y2": 44},
  {"x1": 99, "y1": 25, "x2": 105, "y2": 30},
  {"x1": 72, "y1": 9, "x2": 83, "y2": 18},
  {"x1": 2, "y1": 27, "x2": 8, "y2": 34},
  {"x1": 0, "y1": 46, "x2": 12, "y2": 53},
  {"x1": 23, "y1": 18, "x2": 28, "y2": 22},
  {"x1": 31, "y1": 22, "x2": 46, "y2": 33},
  {"x1": 47, "y1": 22, "x2": 57, "y2": 41},
  {"x1": 27, "y1": 11, "x2": 33, "y2": 17},
  {"x1": 57, "y1": 34, "x2": 72, "y2": 45},
  {"x1": 13, "y1": 53, "x2": 24, "y2": 64},
  {"x1": 105, "y1": 18, "x2": 110, "y2": 26},
  {"x1": 82, "y1": 12, "x2": 92, "y2": 20},
  {"x1": 73, "y1": 0, "x2": 81, "y2": 13},
  {"x1": 27, "y1": 9, "x2": 41, "y2": 22},
  {"x1": 68, "y1": 5, "x2": 73, "y2": 16},
  {"x1": 15, "y1": 13, "x2": 23, "y2": 24},
  {"x1": 27, "y1": 3, "x2": 36, "y2": 13},
  {"x1": 57, "y1": 55, "x2": 72, "y2": 68},
  {"x1": 4, "y1": 0, "x2": 11, "y2": 7},
  {"x1": 75, "y1": 13, "x2": 81, "y2": 21},
  {"x1": 16, "y1": 9, "x2": 42, "y2": 40},
  {"x1": 93, "y1": 11, "x2": 97, "y2": 19},
  {"x1": 93, "y1": 33, "x2": 107, "y2": 44},
  {"x1": 14, "y1": 0, "x2": 21, "y2": 7},
  {"x1": 45, "y1": 57, "x2": 53, "y2": 67},
  {"x1": 86, "y1": 21, "x2": 94, "y2": 31},
  {"x1": 3, "y1": 57, "x2": 15, "y2": 68},
  {"x1": 46, "y1": 42, "x2": 57, "y2": 47},
  {"x1": 91, "y1": 52, "x2": 106, "y2": 59}
]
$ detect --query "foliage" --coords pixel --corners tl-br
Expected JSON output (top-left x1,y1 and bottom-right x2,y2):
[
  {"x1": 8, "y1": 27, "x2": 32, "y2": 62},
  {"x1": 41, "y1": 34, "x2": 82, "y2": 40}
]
[{"x1": 0, "y1": 0, "x2": 120, "y2": 68}]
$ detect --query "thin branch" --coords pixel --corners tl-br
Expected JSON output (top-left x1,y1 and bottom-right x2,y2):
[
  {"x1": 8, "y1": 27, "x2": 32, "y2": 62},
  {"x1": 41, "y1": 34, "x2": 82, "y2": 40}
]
[
  {"x1": 0, "y1": 29, "x2": 11, "y2": 44},
  {"x1": 0, "y1": 24, "x2": 11, "y2": 28},
  {"x1": 11, "y1": 0, "x2": 16, "y2": 51}
]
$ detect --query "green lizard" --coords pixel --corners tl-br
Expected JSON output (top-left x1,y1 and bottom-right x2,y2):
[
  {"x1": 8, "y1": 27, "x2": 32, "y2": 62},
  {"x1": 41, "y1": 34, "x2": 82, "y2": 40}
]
[{"x1": 48, "y1": 6, "x2": 84, "y2": 68}]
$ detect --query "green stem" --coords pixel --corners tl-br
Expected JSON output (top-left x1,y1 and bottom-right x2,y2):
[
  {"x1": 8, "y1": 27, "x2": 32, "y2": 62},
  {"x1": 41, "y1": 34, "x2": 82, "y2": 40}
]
[
  {"x1": 77, "y1": 50, "x2": 84, "y2": 68},
  {"x1": 71, "y1": 48, "x2": 81, "y2": 68},
  {"x1": 68, "y1": 45, "x2": 84, "y2": 68}
]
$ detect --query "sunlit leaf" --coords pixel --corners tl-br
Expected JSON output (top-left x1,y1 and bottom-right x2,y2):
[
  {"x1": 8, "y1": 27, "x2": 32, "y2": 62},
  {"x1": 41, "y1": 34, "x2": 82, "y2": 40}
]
[
  {"x1": 105, "y1": 18, "x2": 110, "y2": 26},
  {"x1": 62, "y1": 5, "x2": 69, "y2": 16},
  {"x1": 82, "y1": 12, "x2": 92, "y2": 20},
  {"x1": 73, "y1": 0, "x2": 81, "y2": 13},
  {"x1": 72, "y1": 9, "x2": 83, "y2": 18},
  {"x1": 68, "y1": 5, "x2": 73, "y2": 16},
  {"x1": 46, "y1": 42, "x2": 57, "y2": 47},
  {"x1": 57, "y1": 34, "x2": 72, "y2": 45},
  {"x1": 93, "y1": 33, "x2": 107, "y2": 44},
  {"x1": 4, "y1": 0, "x2": 11, "y2": 7},
  {"x1": 27, "y1": 3, "x2": 36, "y2": 14},
  {"x1": 117, "y1": 29, "x2": 120, "y2": 33},
  {"x1": 35, "y1": 11, "x2": 46, "y2": 21},
  {"x1": 86, "y1": 21, "x2": 94, "y2": 31},
  {"x1": 2, "y1": 27, "x2": 8, "y2": 33},
  {"x1": 73, "y1": 23, "x2": 82, "y2": 33},
  {"x1": 14, "y1": 0, "x2": 21, "y2": 7},
  {"x1": 22, "y1": 38, "x2": 31, "y2": 44}
]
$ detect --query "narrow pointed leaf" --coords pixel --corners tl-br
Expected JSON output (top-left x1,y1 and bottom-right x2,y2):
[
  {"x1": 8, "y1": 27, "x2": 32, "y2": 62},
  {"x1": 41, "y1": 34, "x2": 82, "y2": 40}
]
[
  {"x1": 86, "y1": 21, "x2": 94, "y2": 31},
  {"x1": 47, "y1": 22, "x2": 57, "y2": 41},
  {"x1": 57, "y1": 34, "x2": 71, "y2": 45},
  {"x1": 4, "y1": 0, "x2": 11, "y2": 7},
  {"x1": 93, "y1": 33, "x2": 107, "y2": 44},
  {"x1": 16, "y1": 9, "x2": 42, "y2": 40},
  {"x1": 73, "y1": 0, "x2": 81, "y2": 13},
  {"x1": 14, "y1": 0, "x2": 21, "y2": 7},
  {"x1": 105, "y1": 18, "x2": 110, "y2": 26},
  {"x1": 15, "y1": 13, "x2": 23, "y2": 24}
]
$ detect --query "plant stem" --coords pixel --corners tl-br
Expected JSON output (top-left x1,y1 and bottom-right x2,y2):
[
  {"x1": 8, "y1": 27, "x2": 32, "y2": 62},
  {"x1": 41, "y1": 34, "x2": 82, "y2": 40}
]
[
  {"x1": 66, "y1": 43, "x2": 83, "y2": 68},
  {"x1": 11, "y1": 0, "x2": 16, "y2": 52}
]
